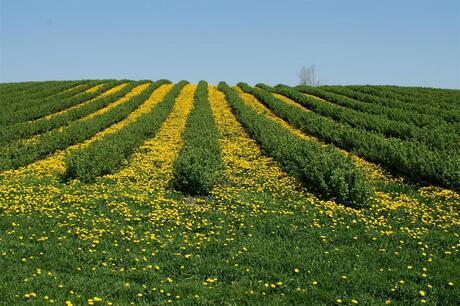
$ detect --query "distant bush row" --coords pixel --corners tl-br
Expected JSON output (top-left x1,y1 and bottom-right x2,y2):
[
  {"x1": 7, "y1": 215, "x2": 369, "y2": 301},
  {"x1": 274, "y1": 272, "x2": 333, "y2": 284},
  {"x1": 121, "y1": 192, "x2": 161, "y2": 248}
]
[
  {"x1": 319, "y1": 85, "x2": 460, "y2": 130},
  {"x1": 0, "y1": 80, "x2": 160, "y2": 170},
  {"x1": 220, "y1": 82, "x2": 372, "y2": 208},
  {"x1": 266, "y1": 85, "x2": 458, "y2": 152},
  {"x1": 65, "y1": 80, "x2": 185, "y2": 182},
  {"x1": 251, "y1": 84, "x2": 459, "y2": 190},
  {"x1": 0, "y1": 81, "x2": 128, "y2": 146},
  {"x1": 0, "y1": 80, "x2": 114, "y2": 125}
]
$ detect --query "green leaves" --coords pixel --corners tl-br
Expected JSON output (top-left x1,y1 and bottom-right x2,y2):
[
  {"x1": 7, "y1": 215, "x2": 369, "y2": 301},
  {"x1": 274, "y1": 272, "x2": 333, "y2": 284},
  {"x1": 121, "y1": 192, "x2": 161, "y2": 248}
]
[
  {"x1": 258, "y1": 84, "x2": 460, "y2": 191},
  {"x1": 221, "y1": 82, "x2": 372, "y2": 208},
  {"x1": 172, "y1": 81, "x2": 222, "y2": 196},
  {"x1": 0, "y1": 81, "x2": 154, "y2": 170},
  {"x1": 64, "y1": 80, "x2": 185, "y2": 182},
  {"x1": 283, "y1": 85, "x2": 459, "y2": 152},
  {"x1": 0, "y1": 80, "x2": 125, "y2": 146}
]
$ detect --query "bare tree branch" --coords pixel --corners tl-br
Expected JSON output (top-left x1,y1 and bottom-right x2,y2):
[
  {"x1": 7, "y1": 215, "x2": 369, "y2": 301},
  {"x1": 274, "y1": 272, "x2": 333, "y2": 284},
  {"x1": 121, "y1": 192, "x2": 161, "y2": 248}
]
[{"x1": 298, "y1": 65, "x2": 321, "y2": 86}]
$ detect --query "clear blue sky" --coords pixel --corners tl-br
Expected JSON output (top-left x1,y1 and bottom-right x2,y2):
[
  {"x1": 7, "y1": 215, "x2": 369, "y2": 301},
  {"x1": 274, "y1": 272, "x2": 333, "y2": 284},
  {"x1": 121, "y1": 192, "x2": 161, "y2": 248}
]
[{"x1": 1, "y1": 0, "x2": 459, "y2": 88}]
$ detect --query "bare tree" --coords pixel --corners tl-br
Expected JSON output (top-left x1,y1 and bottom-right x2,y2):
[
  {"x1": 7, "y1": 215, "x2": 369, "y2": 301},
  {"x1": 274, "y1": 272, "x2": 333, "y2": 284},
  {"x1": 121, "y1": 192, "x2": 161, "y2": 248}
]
[{"x1": 298, "y1": 65, "x2": 320, "y2": 86}]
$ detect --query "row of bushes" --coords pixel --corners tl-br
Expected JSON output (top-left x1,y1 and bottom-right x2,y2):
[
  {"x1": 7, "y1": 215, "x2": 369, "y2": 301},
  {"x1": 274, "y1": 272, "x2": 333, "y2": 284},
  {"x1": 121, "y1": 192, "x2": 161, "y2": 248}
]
[
  {"x1": 1, "y1": 81, "x2": 89, "y2": 111},
  {"x1": 0, "y1": 81, "x2": 158, "y2": 170},
  {"x1": 172, "y1": 81, "x2": 222, "y2": 195},
  {"x1": 0, "y1": 81, "x2": 78, "y2": 100},
  {"x1": 0, "y1": 80, "x2": 131, "y2": 146},
  {"x1": 64, "y1": 80, "x2": 185, "y2": 182},
  {"x1": 219, "y1": 82, "x2": 373, "y2": 208},
  {"x1": 0, "y1": 81, "x2": 104, "y2": 125},
  {"x1": 265, "y1": 84, "x2": 458, "y2": 152},
  {"x1": 384, "y1": 85, "x2": 460, "y2": 107},
  {"x1": 0, "y1": 81, "x2": 47, "y2": 97},
  {"x1": 319, "y1": 85, "x2": 459, "y2": 131},
  {"x1": 241, "y1": 84, "x2": 460, "y2": 191},
  {"x1": 348, "y1": 85, "x2": 460, "y2": 115}
]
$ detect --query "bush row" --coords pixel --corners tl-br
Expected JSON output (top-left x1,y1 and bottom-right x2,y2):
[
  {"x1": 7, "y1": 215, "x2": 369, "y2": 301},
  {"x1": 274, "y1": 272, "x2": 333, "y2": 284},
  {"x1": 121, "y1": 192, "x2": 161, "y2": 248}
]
[
  {"x1": 319, "y1": 85, "x2": 459, "y2": 132},
  {"x1": 243, "y1": 84, "x2": 460, "y2": 191},
  {"x1": 0, "y1": 81, "x2": 157, "y2": 170},
  {"x1": 349, "y1": 85, "x2": 460, "y2": 115},
  {"x1": 219, "y1": 82, "x2": 373, "y2": 208},
  {"x1": 0, "y1": 81, "x2": 56, "y2": 99},
  {"x1": 172, "y1": 81, "x2": 222, "y2": 195},
  {"x1": 18, "y1": 80, "x2": 100, "y2": 109},
  {"x1": 1, "y1": 81, "x2": 89, "y2": 110},
  {"x1": 64, "y1": 80, "x2": 186, "y2": 182},
  {"x1": 0, "y1": 80, "x2": 130, "y2": 146},
  {"x1": 384, "y1": 86, "x2": 460, "y2": 107},
  {"x1": 0, "y1": 81, "x2": 115, "y2": 125},
  {"x1": 267, "y1": 85, "x2": 458, "y2": 152}
]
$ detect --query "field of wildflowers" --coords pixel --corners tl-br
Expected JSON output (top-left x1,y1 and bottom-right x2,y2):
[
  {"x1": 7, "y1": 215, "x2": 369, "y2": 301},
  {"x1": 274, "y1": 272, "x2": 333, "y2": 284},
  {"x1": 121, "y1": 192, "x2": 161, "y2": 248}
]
[{"x1": 0, "y1": 81, "x2": 458, "y2": 305}]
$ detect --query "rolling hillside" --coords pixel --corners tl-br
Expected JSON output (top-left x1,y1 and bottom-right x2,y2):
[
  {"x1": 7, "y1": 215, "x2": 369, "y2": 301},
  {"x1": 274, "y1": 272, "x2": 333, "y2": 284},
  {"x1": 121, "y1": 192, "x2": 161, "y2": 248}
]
[{"x1": 0, "y1": 80, "x2": 459, "y2": 305}]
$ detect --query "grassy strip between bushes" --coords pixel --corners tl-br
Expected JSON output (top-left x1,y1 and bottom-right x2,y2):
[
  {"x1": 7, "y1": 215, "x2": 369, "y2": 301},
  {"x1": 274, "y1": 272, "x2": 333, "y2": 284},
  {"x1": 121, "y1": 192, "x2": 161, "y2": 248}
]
[
  {"x1": 0, "y1": 80, "x2": 127, "y2": 146},
  {"x1": 0, "y1": 81, "x2": 160, "y2": 170},
  {"x1": 64, "y1": 81, "x2": 187, "y2": 182},
  {"x1": 172, "y1": 81, "x2": 222, "y2": 196},
  {"x1": 218, "y1": 82, "x2": 372, "y2": 208},
  {"x1": 253, "y1": 83, "x2": 460, "y2": 191}
]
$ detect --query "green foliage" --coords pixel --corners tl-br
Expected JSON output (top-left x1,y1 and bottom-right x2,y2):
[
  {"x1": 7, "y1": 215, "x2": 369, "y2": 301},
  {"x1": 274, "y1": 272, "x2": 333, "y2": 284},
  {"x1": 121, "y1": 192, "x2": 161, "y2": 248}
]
[
  {"x1": 347, "y1": 85, "x2": 460, "y2": 120},
  {"x1": 277, "y1": 85, "x2": 459, "y2": 152},
  {"x1": 64, "y1": 80, "x2": 185, "y2": 182},
  {"x1": 172, "y1": 81, "x2": 222, "y2": 195},
  {"x1": 0, "y1": 80, "x2": 127, "y2": 146},
  {"x1": 0, "y1": 81, "x2": 81, "y2": 107},
  {"x1": 0, "y1": 80, "x2": 111, "y2": 125},
  {"x1": 220, "y1": 82, "x2": 373, "y2": 208},
  {"x1": 256, "y1": 83, "x2": 460, "y2": 190},
  {"x1": 0, "y1": 81, "x2": 45, "y2": 97},
  {"x1": 0, "y1": 81, "x2": 158, "y2": 170},
  {"x1": 320, "y1": 85, "x2": 460, "y2": 131},
  {"x1": 10, "y1": 81, "x2": 94, "y2": 110}
]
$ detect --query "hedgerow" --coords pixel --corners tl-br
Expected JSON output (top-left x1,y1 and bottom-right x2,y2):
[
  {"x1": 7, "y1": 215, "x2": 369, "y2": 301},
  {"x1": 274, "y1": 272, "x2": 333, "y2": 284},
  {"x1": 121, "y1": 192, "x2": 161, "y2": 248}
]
[
  {"x1": 272, "y1": 85, "x2": 458, "y2": 152},
  {"x1": 0, "y1": 81, "x2": 44, "y2": 97},
  {"x1": 0, "y1": 81, "x2": 110, "y2": 125},
  {"x1": 317, "y1": 85, "x2": 459, "y2": 132},
  {"x1": 0, "y1": 81, "x2": 157, "y2": 170},
  {"x1": 250, "y1": 83, "x2": 460, "y2": 190},
  {"x1": 219, "y1": 82, "x2": 372, "y2": 208},
  {"x1": 172, "y1": 81, "x2": 222, "y2": 195},
  {"x1": 348, "y1": 85, "x2": 460, "y2": 117},
  {"x1": 0, "y1": 80, "x2": 127, "y2": 146},
  {"x1": 64, "y1": 80, "x2": 186, "y2": 182},
  {"x1": 0, "y1": 81, "x2": 88, "y2": 112}
]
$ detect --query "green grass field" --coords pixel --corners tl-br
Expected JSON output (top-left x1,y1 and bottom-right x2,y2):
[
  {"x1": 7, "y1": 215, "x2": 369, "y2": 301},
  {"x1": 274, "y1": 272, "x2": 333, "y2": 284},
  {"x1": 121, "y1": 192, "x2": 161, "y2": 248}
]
[{"x1": 0, "y1": 80, "x2": 459, "y2": 305}]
